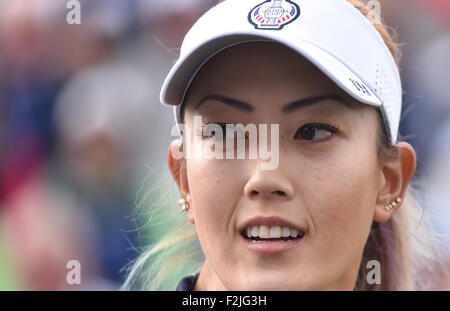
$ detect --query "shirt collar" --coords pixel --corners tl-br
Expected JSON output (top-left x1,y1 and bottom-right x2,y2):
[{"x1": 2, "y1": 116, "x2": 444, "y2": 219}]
[{"x1": 176, "y1": 272, "x2": 200, "y2": 291}]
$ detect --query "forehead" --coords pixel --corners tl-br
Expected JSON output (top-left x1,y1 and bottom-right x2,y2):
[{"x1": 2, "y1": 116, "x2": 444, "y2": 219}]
[{"x1": 184, "y1": 41, "x2": 348, "y2": 105}]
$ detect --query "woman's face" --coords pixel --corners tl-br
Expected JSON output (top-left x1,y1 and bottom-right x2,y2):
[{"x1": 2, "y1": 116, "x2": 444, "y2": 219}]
[{"x1": 177, "y1": 41, "x2": 385, "y2": 290}]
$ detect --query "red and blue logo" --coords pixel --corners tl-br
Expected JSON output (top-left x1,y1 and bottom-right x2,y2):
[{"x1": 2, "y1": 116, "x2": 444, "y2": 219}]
[{"x1": 248, "y1": 0, "x2": 300, "y2": 30}]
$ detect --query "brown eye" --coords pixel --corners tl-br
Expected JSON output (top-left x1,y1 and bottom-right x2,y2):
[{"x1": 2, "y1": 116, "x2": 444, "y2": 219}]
[
  {"x1": 201, "y1": 122, "x2": 233, "y2": 141},
  {"x1": 294, "y1": 123, "x2": 338, "y2": 142},
  {"x1": 298, "y1": 126, "x2": 315, "y2": 140}
]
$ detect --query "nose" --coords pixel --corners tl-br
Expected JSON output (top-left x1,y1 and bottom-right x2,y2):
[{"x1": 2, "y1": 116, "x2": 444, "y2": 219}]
[{"x1": 244, "y1": 162, "x2": 294, "y2": 200}]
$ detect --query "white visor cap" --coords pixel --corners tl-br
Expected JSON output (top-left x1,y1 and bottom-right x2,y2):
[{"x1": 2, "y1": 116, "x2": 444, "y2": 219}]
[{"x1": 160, "y1": 0, "x2": 402, "y2": 144}]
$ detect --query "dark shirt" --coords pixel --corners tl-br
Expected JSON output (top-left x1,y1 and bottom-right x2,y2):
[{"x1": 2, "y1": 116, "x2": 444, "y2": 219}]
[{"x1": 176, "y1": 272, "x2": 200, "y2": 291}]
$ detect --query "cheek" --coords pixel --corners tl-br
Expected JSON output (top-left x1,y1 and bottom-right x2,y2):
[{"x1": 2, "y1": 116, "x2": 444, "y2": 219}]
[
  {"x1": 304, "y1": 149, "x2": 379, "y2": 261},
  {"x1": 186, "y1": 157, "x2": 248, "y2": 243}
]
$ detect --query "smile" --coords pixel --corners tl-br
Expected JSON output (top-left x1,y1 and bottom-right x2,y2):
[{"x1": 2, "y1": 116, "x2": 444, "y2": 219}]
[
  {"x1": 242, "y1": 225, "x2": 304, "y2": 241},
  {"x1": 239, "y1": 216, "x2": 306, "y2": 254},
  {"x1": 241, "y1": 231, "x2": 304, "y2": 254}
]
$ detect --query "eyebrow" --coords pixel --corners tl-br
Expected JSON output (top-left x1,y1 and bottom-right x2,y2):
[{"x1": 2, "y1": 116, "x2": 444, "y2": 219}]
[
  {"x1": 281, "y1": 94, "x2": 354, "y2": 113},
  {"x1": 195, "y1": 94, "x2": 254, "y2": 112},
  {"x1": 194, "y1": 94, "x2": 353, "y2": 113}
]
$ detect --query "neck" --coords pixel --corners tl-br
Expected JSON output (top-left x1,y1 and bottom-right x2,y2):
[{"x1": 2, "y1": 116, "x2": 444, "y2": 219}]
[
  {"x1": 194, "y1": 260, "x2": 228, "y2": 291},
  {"x1": 324, "y1": 251, "x2": 364, "y2": 291}
]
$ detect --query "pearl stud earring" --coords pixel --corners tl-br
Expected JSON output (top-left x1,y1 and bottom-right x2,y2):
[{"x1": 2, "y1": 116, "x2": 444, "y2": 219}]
[
  {"x1": 178, "y1": 198, "x2": 190, "y2": 212},
  {"x1": 385, "y1": 197, "x2": 402, "y2": 211}
]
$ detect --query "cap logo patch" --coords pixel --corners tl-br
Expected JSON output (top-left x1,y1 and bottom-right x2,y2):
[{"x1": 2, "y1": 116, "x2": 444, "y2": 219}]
[{"x1": 248, "y1": 0, "x2": 300, "y2": 30}]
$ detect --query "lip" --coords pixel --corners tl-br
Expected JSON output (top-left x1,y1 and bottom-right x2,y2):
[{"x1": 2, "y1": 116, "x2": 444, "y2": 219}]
[{"x1": 241, "y1": 235, "x2": 303, "y2": 254}]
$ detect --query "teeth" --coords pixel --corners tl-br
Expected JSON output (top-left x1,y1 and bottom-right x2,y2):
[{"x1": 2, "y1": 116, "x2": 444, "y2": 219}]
[
  {"x1": 269, "y1": 226, "x2": 281, "y2": 238},
  {"x1": 281, "y1": 227, "x2": 291, "y2": 237},
  {"x1": 259, "y1": 225, "x2": 269, "y2": 239},
  {"x1": 290, "y1": 228, "x2": 298, "y2": 238},
  {"x1": 246, "y1": 227, "x2": 252, "y2": 237},
  {"x1": 251, "y1": 226, "x2": 259, "y2": 237},
  {"x1": 244, "y1": 225, "x2": 303, "y2": 239}
]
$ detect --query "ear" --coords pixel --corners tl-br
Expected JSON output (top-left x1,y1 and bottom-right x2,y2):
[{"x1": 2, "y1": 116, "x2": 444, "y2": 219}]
[
  {"x1": 374, "y1": 142, "x2": 417, "y2": 223},
  {"x1": 168, "y1": 139, "x2": 195, "y2": 224}
]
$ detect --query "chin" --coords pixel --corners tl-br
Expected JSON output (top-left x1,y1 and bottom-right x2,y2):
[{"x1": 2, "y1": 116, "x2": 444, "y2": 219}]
[
  {"x1": 238, "y1": 272, "x2": 313, "y2": 291},
  {"x1": 242, "y1": 281, "x2": 307, "y2": 291}
]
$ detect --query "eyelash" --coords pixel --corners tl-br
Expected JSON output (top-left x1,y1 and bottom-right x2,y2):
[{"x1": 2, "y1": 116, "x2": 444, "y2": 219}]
[
  {"x1": 294, "y1": 123, "x2": 340, "y2": 142},
  {"x1": 198, "y1": 122, "x2": 247, "y2": 140},
  {"x1": 197, "y1": 122, "x2": 339, "y2": 143}
]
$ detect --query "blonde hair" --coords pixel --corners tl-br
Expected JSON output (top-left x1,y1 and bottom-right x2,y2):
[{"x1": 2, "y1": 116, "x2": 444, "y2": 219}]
[{"x1": 122, "y1": 0, "x2": 448, "y2": 291}]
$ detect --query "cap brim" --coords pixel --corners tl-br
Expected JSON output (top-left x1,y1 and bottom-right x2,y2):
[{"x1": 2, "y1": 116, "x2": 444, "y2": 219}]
[{"x1": 160, "y1": 32, "x2": 382, "y2": 111}]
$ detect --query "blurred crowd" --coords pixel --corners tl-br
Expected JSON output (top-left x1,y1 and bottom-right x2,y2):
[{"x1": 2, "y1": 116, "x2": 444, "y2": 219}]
[{"x1": 0, "y1": 0, "x2": 449, "y2": 290}]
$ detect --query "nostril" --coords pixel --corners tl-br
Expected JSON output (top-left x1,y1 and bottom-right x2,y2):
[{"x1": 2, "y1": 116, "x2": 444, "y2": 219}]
[
  {"x1": 248, "y1": 190, "x2": 287, "y2": 197},
  {"x1": 273, "y1": 190, "x2": 286, "y2": 196}
]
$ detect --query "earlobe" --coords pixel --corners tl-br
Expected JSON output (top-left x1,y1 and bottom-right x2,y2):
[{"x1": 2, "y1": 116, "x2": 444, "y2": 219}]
[
  {"x1": 186, "y1": 193, "x2": 195, "y2": 224},
  {"x1": 168, "y1": 139, "x2": 195, "y2": 224},
  {"x1": 374, "y1": 142, "x2": 417, "y2": 223}
]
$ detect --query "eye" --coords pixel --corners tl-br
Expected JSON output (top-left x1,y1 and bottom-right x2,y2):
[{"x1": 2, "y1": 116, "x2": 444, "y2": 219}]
[
  {"x1": 201, "y1": 122, "x2": 245, "y2": 142},
  {"x1": 294, "y1": 123, "x2": 339, "y2": 142}
]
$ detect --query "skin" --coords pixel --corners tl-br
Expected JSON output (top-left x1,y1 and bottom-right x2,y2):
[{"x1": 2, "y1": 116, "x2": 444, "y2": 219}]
[{"x1": 168, "y1": 42, "x2": 416, "y2": 290}]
